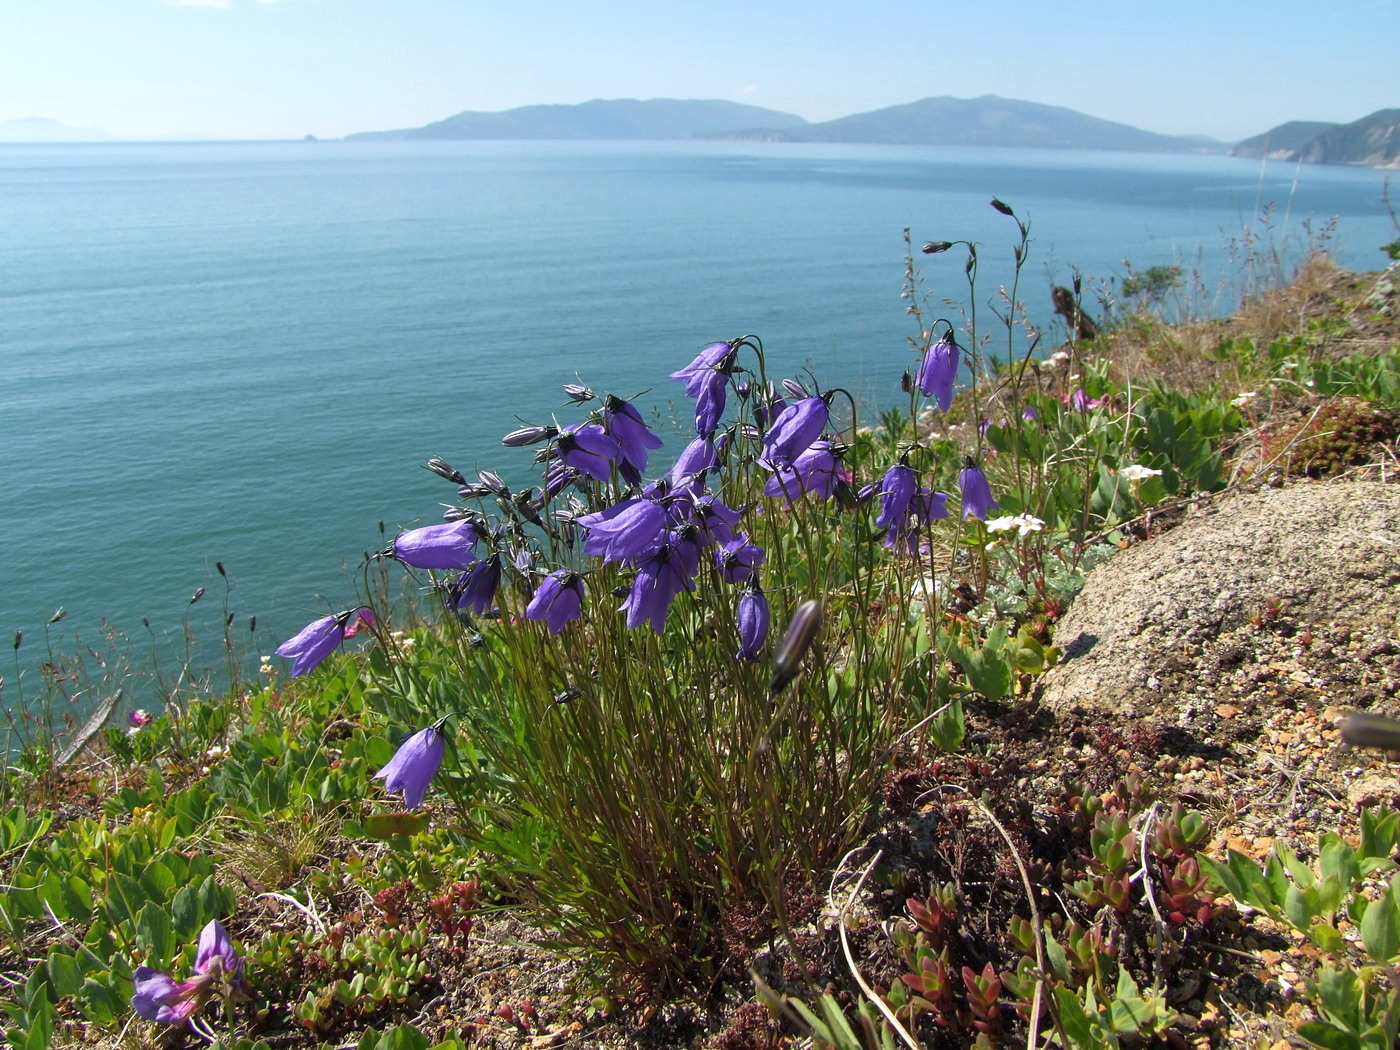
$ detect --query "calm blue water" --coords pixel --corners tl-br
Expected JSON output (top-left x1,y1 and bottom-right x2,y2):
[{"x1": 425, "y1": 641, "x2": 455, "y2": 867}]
[{"x1": 1, "y1": 140, "x2": 1393, "y2": 711}]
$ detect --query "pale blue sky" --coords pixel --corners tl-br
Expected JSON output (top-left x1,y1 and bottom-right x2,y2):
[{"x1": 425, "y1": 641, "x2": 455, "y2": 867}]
[{"x1": 3, "y1": 0, "x2": 1395, "y2": 142}]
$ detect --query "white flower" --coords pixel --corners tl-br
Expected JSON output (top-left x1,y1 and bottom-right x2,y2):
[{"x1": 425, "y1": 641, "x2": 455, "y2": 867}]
[
  {"x1": 1120, "y1": 464, "x2": 1162, "y2": 482},
  {"x1": 1014, "y1": 515, "x2": 1045, "y2": 536},
  {"x1": 986, "y1": 514, "x2": 1046, "y2": 537},
  {"x1": 1231, "y1": 391, "x2": 1257, "y2": 407},
  {"x1": 1049, "y1": 350, "x2": 1071, "y2": 365}
]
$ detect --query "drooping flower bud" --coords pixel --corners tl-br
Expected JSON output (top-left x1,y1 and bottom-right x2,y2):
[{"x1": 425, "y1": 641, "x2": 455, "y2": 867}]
[
  {"x1": 770, "y1": 600, "x2": 822, "y2": 693},
  {"x1": 425, "y1": 458, "x2": 467, "y2": 484}
]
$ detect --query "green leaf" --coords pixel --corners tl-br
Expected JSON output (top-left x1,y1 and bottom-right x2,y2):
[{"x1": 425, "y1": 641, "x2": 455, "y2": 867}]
[
  {"x1": 1278, "y1": 841, "x2": 1317, "y2": 888},
  {"x1": 1321, "y1": 835, "x2": 1362, "y2": 889},
  {"x1": 1284, "y1": 884, "x2": 1320, "y2": 933},
  {"x1": 45, "y1": 948, "x2": 82, "y2": 1000},
  {"x1": 135, "y1": 902, "x2": 174, "y2": 962},
  {"x1": 374, "y1": 1024, "x2": 431, "y2": 1050},
  {"x1": 1361, "y1": 880, "x2": 1400, "y2": 962},
  {"x1": 81, "y1": 976, "x2": 122, "y2": 1026},
  {"x1": 23, "y1": 985, "x2": 52, "y2": 1050},
  {"x1": 362, "y1": 813, "x2": 430, "y2": 840},
  {"x1": 1296, "y1": 1021, "x2": 1362, "y2": 1050}
]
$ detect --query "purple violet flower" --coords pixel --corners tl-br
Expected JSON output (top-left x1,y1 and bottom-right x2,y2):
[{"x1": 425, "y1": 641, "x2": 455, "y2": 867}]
[
  {"x1": 1022, "y1": 405, "x2": 1038, "y2": 421},
  {"x1": 603, "y1": 395, "x2": 664, "y2": 474},
  {"x1": 449, "y1": 555, "x2": 503, "y2": 616},
  {"x1": 918, "y1": 333, "x2": 961, "y2": 412},
  {"x1": 958, "y1": 461, "x2": 998, "y2": 520},
  {"x1": 374, "y1": 721, "x2": 446, "y2": 809},
  {"x1": 763, "y1": 441, "x2": 842, "y2": 503},
  {"x1": 132, "y1": 920, "x2": 247, "y2": 1026},
  {"x1": 275, "y1": 607, "x2": 375, "y2": 677},
  {"x1": 525, "y1": 571, "x2": 585, "y2": 634},
  {"x1": 448, "y1": 560, "x2": 504, "y2": 616},
  {"x1": 736, "y1": 579, "x2": 770, "y2": 662},
  {"x1": 1070, "y1": 388, "x2": 1090, "y2": 413},
  {"x1": 576, "y1": 497, "x2": 668, "y2": 563},
  {"x1": 671, "y1": 342, "x2": 734, "y2": 396},
  {"x1": 761, "y1": 395, "x2": 830, "y2": 465},
  {"x1": 392, "y1": 519, "x2": 479, "y2": 570},
  {"x1": 667, "y1": 436, "x2": 718, "y2": 491},
  {"x1": 672, "y1": 342, "x2": 736, "y2": 438},
  {"x1": 715, "y1": 534, "x2": 766, "y2": 584},
  {"x1": 874, "y1": 464, "x2": 917, "y2": 532},
  {"x1": 556, "y1": 424, "x2": 621, "y2": 482},
  {"x1": 688, "y1": 495, "x2": 742, "y2": 546},
  {"x1": 622, "y1": 545, "x2": 694, "y2": 633}
]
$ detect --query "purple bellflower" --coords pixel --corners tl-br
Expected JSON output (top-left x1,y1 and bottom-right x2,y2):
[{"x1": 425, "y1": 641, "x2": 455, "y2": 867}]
[
  {"x1": 761, "y1": 395, "x2": 831, "y2": 465},
  {"x1": 374, "y1": 719, "x2": 447, "y2": 809},
  {"x1": 556, "y1": 424, "x2": 621, "y2": 482},
  {"x1": 622, "y1": 544, "x2": 694, "y2": 633},
  {"x1": 874, "y1": 464, "x2": 917, "y2": 532},
  {"x1": 671, "y1": 342, "x2": 736, "y2": 438},
  {"x1": 736, "y1": 579, "x2": 771, "y2": 662},
  {"x1": 715, "y1": 534, "x2": 766, "y2": 584},
  {"x1": 958, "y1": 460, "x2": 999, "y2": 520},
  {"x1": 918, "y1": 332, "x2": 961, "y2": 412},
  {"x1": 132, "y1": 919, "x2": 248, "y2": 1026},
  {"x1": 687, "y1": 494, "x2": 742, "y2": 546},
  {"x1": 667, "y1": 436, "x2": 719, "y2": 491},
  {"x1": 763, "y1": 441, "x2": 843, "y2": 503},
  {"x1": 449, "y1": 555, "x2": 503, "y2": 616},
  {"x1": 603, "y1": 395, "x2": 664, "y2": 474},
  {"x1": 275, "y1": 607, "x2": 375, "y2": 677},
  {"x1": 576, "y1": 497, "x2": 668, "y2": 563},
  {"x1": 392, "y1": 519, "x2": 479, "y2": 570},
  {"x1": 525, "y1": 570, "x2": 585, "y2": 634}
]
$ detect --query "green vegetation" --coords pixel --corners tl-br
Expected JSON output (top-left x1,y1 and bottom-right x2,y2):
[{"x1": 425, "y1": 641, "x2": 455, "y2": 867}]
[{"x1": 3, "y1": 203, "x2": 1399, "y2": 1049}]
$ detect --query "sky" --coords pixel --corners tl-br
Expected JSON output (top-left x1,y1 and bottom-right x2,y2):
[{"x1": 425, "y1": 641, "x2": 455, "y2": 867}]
[{"x1": 2, "y1": 0, "x2": 1396, "y2": 143}]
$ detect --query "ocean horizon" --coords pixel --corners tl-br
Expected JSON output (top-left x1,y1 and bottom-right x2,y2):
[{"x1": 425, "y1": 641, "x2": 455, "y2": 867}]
[{"x1": 2, "y1": 138, "x2": 1394, "y2": 716}]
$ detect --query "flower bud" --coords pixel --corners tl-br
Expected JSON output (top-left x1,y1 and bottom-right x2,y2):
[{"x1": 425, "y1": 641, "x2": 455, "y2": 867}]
[
  {"x1": 426, "y1": 458, "x2": 467, "y2": 484},
  {"x1": 478, "y1": 471, "x2": 510, "y2": 497},
  {"x1": 990, "y1": 198, "x2": 1014, "y2": 216},
  {"x1": 921, "y1": 241, "x2": 953, "y2": 254},
  {"x1": 502, "y1": 425, "x2": 558, "y2": 448},
  {"x1": 770, "y1": 600, "x2": 822, "y2": 694},
  {"x1": 563, "y1": 383, "x2": 595, "y2": 403}
]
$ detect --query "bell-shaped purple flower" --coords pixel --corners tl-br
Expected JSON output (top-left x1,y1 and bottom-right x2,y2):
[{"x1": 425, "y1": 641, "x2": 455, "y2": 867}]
[
  {"x1": 576, "y1": 497, "x2": 667, "y2": 563},
  {"x1": 556, "y1": 424, "x2": 621, "y2": 482},
  {"x1": 671, "y1": 341, "x2": 734, "y2": 396},
  {"x1": 874, "y1": 464, "x2": 917, "y2": 532},
  {"x1": 913, "y1": 489, "x2": 951, "y2": 526},
  {"x1": 736, "y1": 579, "x2": 770, "y2": 662},
  {"x1": 958, "y1": 461, "x2": 998, "y2": 520},
  {"x1": 392, "y1": 519, "x2": 479, "y2": 570},
  {"x1": 763, "y1": 441, "x2": 842, "y2": 503},
  {"x1": 525, "y1": 570, "x2": 585, "y2": 634},
  {"x1": 715, "y1": 534, "x2": 766, "y2": 584},
  {"x1": 688, "y1": 495, "x2": 742, "y2": 546},
  {"x1": 762, "y1": 395, "x2": 830, "y2": 465},
  {"x1": 603, "y1": 395, "x2": 664, "y2": 474},
  {"x1": 668, "y1": 436, "x2": 718, "y2": 491},
  {"x1": 275, "y1": 607, "x2": 375, "y2": 677},
  {"x1": 622, "y1": 544, "x2": 694, "y2": 633},
  {"x1": 132, "y1": 920, "x2": 246, "y2": 1026},
  {"x1": 374, "y1": 722, "x2": 446, "y2": 809},
  {"x1": 449, "y1": 554, "x2": 503, "y2": 615},
  {"x1": 918, "y1": 333, "x2": 961, "y2": 412},
  {"x1": 672, "y1": 342, "x2": 736, "y2": 438}
]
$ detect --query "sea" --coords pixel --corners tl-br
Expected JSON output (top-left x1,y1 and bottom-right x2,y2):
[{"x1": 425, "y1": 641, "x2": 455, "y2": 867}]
[{"x1": 1, "y1": 139, "x2": 1394, "y2": 717}]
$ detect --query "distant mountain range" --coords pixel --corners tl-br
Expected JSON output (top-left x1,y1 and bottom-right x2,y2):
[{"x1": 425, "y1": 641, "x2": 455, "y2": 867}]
[
  {"x1": 346, "y1": 99, "x2": 808, "y2": 142},
  {"x1": 350, "y1": 95, "x2": 1228, "y2": 154},
  {"x1": 1231, "y1": 109, "x2": 1400, "y2": 167},
  {"x1": 0, "y1": 116, "x2": 111, "y2": 142}
]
